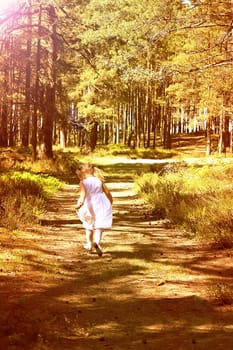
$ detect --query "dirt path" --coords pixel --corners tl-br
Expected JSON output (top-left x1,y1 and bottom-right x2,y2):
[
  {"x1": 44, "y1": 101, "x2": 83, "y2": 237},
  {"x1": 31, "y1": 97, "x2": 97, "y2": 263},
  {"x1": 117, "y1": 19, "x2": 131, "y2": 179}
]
[{"x1": 1, "y1": 177, "x2": 233, "y2": 350}]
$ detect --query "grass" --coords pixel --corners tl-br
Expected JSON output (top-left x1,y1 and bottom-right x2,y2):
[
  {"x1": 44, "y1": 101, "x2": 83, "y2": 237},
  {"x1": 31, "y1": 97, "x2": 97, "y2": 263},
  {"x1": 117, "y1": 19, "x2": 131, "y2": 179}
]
[
  {"x1": 135, "y1": 161, "x2": 233, "y2": 247},
  {"x1": 0, "y1": 171, "x2": 64, "y2": 229}
]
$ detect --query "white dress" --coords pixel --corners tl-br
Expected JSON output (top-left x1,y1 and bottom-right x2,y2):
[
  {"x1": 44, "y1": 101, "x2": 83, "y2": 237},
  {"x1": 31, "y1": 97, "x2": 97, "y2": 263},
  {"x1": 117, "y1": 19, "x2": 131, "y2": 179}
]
[{"x1": 77, "y1": 176, "x2": 112, "y2": 230}]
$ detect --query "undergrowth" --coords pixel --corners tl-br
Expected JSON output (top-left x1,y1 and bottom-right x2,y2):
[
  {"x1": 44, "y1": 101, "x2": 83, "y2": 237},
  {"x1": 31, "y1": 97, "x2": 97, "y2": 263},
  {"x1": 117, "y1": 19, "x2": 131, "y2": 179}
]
[
  {"x1": 16, "y1": 150, "x2": 79, "y2": 176},
  {"x1": 135, "y1": 161, "x2": 233, "y2": 247},
  {"x1": 0, "y1": 171, "x2": 63, "y2": 229},
  {"x1": 70, "y1": 143, "x2": 177, "y2": 160}
]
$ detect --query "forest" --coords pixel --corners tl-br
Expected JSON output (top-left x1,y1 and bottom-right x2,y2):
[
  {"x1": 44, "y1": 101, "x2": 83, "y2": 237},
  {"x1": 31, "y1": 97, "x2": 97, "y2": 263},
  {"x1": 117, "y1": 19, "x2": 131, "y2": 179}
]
[
  {"x1": 1, "y1": 2, "x2": 233, "y2": 348},
  {"x1": 0, "y1": 0, "x2": 233, "y2": 159}
]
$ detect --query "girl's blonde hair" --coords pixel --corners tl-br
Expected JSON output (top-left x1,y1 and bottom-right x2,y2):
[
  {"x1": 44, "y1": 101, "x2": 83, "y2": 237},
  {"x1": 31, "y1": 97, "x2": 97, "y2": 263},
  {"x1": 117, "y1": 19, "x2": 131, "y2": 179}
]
[{"x1": 76, "y1": 163, "x2": 104, "y2": 181}]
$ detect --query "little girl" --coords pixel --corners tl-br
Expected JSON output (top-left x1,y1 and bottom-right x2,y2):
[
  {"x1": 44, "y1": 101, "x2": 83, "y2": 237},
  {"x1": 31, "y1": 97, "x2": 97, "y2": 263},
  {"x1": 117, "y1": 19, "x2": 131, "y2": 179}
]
[{"x1": 76, "y1": 163, "x2": 113, "y2": 256}]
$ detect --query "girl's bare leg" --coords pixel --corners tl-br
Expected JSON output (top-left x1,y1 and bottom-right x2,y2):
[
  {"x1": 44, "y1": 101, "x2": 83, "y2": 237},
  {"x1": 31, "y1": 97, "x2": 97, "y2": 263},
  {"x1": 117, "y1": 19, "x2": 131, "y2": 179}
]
[
  {"x1": 84, "y1": 229, "x2": 93, "y2": 250},
  {"x1": 94, "y1": 228, "x2": 103, "y2": 245},
  {"x1": 94, "y1": 229, "x2": 103, "y2": 256}
]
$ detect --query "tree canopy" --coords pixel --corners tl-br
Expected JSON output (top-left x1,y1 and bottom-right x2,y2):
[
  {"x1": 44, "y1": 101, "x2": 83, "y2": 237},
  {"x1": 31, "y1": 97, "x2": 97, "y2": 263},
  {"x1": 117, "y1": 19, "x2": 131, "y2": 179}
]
[{"x1": 0, "y1": 0, "x2": 232, "y2": 157}]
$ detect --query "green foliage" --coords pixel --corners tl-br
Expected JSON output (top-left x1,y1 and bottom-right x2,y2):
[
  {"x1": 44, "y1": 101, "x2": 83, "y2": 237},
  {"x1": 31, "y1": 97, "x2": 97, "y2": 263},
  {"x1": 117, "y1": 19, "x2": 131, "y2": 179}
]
[
  {"x1": 91, "y1": 144, "x2": 132, "y2": 157},
  {"x1": 77, "y1": 143, "x2": 177, "y2": 160},
  {"x1": 135, "y1": 161, "x2": 233, "y2": 246},
  {"x1": 0, "y1": 171, "x2": 63, "y2": 229},
  {"x1": 16, "y1": 150, "x2": 80, "y2": 177},
  {"x1": 132, "y1": 147, "x2": 176, "y2": 160}
]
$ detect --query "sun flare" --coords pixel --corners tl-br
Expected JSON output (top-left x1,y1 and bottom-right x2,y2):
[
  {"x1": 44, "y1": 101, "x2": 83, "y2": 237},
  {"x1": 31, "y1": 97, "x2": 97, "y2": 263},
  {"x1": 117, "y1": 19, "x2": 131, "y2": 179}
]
[{"x1": 0, "y1": 0, "x2": 20, "y2": 12}]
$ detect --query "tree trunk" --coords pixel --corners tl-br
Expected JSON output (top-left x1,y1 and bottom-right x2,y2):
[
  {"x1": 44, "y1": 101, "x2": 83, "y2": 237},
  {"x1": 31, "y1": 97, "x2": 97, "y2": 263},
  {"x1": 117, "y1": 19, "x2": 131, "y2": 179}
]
[
  {"x1": 21, "y1": 4, "x2": 32, "y2": 147},
  {"x1": 206, "y1": 118, "x2": 211, "y2": 156},
  {"x1": 146, "y1": 87, "x2": 153, "y2": 148},
  {"x1": 0, "y1": 102, "x2": 8, "y2": 147},
  {"x1": 42, "y1": 85, "x2": 54, "y2": 158},
  {"x1": 229, "y1": 116, "x2": 233, "y2": 153},
  {"x1": 40, "y1": 5, "x2": 57, "y2": 159},
  {"x1": 60, "y1": 128, "x2": 66, "y2": 148},
  {"x1": 218, "y1": 110, "x2": 226, "y2": 154},
  {"x1": 32, "y1": 3, "x2": 42, "y2": 161},
  {"x1": 163, "y1": 105, "x2": 171, "y2": 149},
  {"x1": 0, "y1": 67, "x2": 8, "y2": 147}
]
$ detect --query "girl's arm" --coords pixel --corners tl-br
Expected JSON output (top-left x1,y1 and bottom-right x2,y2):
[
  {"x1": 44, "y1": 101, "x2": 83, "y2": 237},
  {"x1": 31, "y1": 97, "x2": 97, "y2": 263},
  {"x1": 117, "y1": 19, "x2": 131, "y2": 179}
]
[
  {"x1": 77, "y1": 181, "x2": 86, "y2": 208},
  {"x1": 102, "y1": 182, "x2": 113, "y2": 204}
]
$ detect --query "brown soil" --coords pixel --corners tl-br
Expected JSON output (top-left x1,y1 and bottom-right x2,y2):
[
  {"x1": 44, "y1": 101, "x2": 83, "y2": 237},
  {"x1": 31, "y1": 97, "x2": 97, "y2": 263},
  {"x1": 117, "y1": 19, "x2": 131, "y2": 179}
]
[{"x1": 1, "y1": 172, "x2": 233, "y2": 350}]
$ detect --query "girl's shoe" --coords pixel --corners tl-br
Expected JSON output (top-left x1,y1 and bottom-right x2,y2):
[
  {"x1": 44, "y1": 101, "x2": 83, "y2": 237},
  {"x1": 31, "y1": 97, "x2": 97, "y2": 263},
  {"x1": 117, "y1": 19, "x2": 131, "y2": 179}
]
[
  {"x1": 94, "y1": 243, "x2": 102, "y2": 257},
  {"x1": 83, "y1": 243, "x2": 92, "y2": 251}
]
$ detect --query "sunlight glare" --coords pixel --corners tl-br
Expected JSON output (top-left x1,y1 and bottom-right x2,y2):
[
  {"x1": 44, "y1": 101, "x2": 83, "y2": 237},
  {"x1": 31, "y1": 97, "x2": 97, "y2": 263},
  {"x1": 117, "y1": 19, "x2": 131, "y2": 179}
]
[
  {"x1": 182, "y1": 0, "x2": 192, "y2": 5},
  {"x1": 0, "y1": 0, "x2": 19, "y2": 12}
]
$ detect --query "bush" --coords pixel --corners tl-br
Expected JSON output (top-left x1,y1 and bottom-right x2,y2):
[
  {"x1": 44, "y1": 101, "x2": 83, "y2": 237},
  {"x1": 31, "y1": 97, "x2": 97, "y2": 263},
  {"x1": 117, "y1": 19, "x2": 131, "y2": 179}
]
[
  {"x1": 0, "y1": 171, "x2": 63, "y2": 229},
  {"x1": 135, "y1": 162, "x2": 233, "y2": 246},
  {"x1": 17, "y1": 151, "x2": 79, "y2": 177}
]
